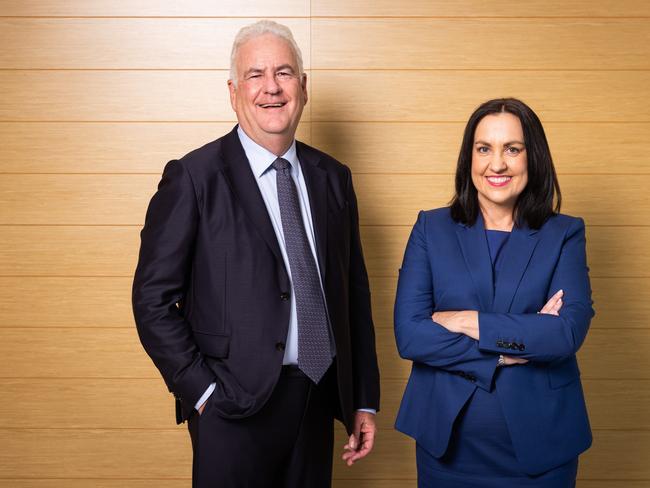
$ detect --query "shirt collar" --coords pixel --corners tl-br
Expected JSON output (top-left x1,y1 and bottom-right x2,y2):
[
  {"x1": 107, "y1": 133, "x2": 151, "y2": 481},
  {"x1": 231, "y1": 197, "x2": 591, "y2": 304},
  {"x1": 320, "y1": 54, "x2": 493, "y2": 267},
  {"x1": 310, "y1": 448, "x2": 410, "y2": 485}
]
[{"x1": 237, "y1": 126, "x2": 299, "y2": 179}]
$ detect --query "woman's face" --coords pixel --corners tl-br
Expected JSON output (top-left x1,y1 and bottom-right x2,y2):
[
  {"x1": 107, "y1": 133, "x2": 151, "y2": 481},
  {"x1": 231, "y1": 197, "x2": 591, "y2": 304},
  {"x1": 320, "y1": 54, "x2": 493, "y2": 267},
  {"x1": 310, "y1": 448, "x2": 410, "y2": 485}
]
[{"x1": 471, "y1": 112, "x2": 528, "y2": 212}]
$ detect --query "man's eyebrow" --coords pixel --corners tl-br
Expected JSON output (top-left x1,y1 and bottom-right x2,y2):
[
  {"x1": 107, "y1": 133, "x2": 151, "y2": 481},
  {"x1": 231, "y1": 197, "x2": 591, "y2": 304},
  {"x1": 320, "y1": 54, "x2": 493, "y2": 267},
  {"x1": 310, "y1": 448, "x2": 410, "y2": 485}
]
[
  {"x1": 275, "y1": 64, "x2": 296, "y2": 73},
  {"x1": 243, "y1": 67, "x2": 263, "y2": 76}
]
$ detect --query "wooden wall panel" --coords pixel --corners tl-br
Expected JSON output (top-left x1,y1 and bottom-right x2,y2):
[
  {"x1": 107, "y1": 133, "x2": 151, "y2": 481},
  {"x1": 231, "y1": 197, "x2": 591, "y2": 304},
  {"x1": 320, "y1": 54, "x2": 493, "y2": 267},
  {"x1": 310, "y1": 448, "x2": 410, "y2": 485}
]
[
  {"x1": 0, "y1": 71, "x2": 310, "y2": 122},
  {"x1": 0, "y1": 226, "x2": 139, "y2": 276},
  {"x1": 311, "y1": 0, "x2": 650, "y2": 17},
  {"x1": 3, "y1": 122, "x2": 647, "y2": 174},
  {"x1": 311, "y1": 71, "x2": 650, "y2": 122},
  {"x1": 0, "y1": 277, "x2": 133, "y2": 327},
  {"x1": 2, "y1": 174, "x2": 649, "y2": 225},
  {"x1": 360, "y1": 225, "x2": 650, "y2": 279},
  {"x1": 312, "y1": 19, "x2": 650, "y2": 69},
  {"x1": 1, "y1": 378, "x2": 646, "y2": 431},
  {"x1": 0, "y1": 19, "x2": 311, "y2": 69},
  {"x1": 0, "y1": 276, "x2": 645, "y2": 329},
  {"x1": 0, "y1": 327, "x2": 644, "y2": 381},
  {"x1": 1, "y1": 225, "x2": 647, "y2": 278},
  {"x1": 0, "y1": 0, "x2": 310, "y2": 17},
  {"x1": 0, "y1": 122, "x2": 312, "y2": 173},
  {"x1": 0, "y1": 428, "x2": 647, "y2": 480},
  {"x1": 313, "y1": 122, "x2": 650, "y2": 175},
  {"x1": 1, "y1": 1, "x2": 648, "y2": 486},
  {"x1": 3, "y1": 70, "x2": 649, "y2": 122},
  {"x1": 375, "y1": 327, "x2": 650, "y2": 380},
  {"x1": 0, "y1": 481, "x2": 645, "y2": 488},
  {"x1": 368, "y1": 277, "x2": 650, "y2": 330}
]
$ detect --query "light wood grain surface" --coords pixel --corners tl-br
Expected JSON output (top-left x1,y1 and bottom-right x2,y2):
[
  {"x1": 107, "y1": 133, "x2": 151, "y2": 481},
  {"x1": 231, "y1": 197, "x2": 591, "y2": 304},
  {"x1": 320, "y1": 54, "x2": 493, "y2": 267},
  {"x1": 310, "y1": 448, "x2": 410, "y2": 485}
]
[{"x1": 1, "y1": 1, "x2": 648, "y2": 486}]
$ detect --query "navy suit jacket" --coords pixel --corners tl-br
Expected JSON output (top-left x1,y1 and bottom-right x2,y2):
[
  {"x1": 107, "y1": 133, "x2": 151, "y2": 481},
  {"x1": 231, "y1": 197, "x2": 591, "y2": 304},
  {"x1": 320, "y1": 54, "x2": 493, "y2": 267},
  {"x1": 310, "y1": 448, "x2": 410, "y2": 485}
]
[
  {"x1": 132, "y1": 126, "x2": 380, "y2": 432},
  {"x1": 394, "y1": 207, "x2": 594, "y2": 475}
]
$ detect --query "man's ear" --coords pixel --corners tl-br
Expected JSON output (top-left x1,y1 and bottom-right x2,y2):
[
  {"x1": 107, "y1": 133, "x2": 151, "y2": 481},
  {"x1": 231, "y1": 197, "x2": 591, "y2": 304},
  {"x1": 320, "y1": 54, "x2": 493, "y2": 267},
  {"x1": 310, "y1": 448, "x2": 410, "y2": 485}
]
[
  {"x1": 227, "y1": 79, "x2": 237, "y2": 112},
  {"x1": 301, "y1": 73, "x2": 308, "y2": 105}
]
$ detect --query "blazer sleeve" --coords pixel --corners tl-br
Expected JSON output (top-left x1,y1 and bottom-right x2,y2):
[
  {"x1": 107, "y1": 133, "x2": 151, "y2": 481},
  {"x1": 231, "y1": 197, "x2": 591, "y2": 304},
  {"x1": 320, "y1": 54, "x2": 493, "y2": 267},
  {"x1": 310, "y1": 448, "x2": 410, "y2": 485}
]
[
  {"x1": 346, "y1": 168, "x2": 381, "y2": 410},
  {"x1": 478, "y1": 217, "x2": 595, "y2": 362},
  {"x1": 132, "y1": 159, "x2": 215, "y2": 414},
  {"x1": 394, "y1": 211, "x2": 499, "y2": 391}
]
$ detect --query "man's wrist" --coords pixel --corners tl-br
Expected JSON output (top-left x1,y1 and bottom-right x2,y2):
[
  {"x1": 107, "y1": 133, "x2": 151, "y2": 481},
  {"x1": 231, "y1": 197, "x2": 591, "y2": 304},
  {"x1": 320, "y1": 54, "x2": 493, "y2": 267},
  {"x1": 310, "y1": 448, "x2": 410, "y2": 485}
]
[{"x1": 356, "y1": 408, "x2": 376, "y2": 415}]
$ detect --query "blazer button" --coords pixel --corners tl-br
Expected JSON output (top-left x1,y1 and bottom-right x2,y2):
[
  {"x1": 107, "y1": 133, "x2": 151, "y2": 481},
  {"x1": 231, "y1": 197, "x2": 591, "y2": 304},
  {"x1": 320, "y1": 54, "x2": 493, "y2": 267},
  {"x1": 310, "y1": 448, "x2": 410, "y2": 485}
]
[
  {"x1": 275, "y1": 342, "x2": 285, "y2": 351},
  {"x1": 280, "y1": 292, "x2": 290, "y2": 301}
]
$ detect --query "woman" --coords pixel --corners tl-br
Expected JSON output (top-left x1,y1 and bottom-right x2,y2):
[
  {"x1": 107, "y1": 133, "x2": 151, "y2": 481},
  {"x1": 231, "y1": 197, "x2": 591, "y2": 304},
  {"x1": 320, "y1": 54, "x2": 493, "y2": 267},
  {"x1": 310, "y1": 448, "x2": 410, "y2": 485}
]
[{"x1": 394, "y1": 98, "x2": 594, "y2": 487}]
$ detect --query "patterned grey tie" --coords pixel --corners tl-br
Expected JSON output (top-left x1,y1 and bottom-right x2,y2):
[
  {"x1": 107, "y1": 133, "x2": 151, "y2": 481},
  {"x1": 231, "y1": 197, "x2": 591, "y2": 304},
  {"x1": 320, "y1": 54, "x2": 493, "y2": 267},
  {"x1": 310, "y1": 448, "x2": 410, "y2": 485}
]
[{"x1": 272, "y1": 157, "x2": 332, "y2": 383}]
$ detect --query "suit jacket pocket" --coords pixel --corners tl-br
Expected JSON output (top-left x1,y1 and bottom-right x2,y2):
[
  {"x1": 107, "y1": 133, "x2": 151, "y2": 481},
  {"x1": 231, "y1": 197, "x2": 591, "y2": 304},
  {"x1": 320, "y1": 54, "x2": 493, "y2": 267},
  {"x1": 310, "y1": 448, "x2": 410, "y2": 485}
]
[
  {"x1": 193, "y1": 330, "x2": 230, "y2": 358},
  {"x1": 547, "y1": 356, "x2": 580, "y2": 389}
]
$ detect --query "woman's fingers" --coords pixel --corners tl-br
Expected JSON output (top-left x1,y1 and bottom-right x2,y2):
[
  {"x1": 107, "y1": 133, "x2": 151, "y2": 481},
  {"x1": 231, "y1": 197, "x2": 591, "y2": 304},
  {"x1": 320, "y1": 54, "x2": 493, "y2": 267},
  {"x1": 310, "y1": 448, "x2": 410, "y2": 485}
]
[
  {"x1": 539, "y1": 289, "x2": 563, "y2": 314},
  {"x1": 503, "y1": 355, "x2": 529, "y2": 365}
]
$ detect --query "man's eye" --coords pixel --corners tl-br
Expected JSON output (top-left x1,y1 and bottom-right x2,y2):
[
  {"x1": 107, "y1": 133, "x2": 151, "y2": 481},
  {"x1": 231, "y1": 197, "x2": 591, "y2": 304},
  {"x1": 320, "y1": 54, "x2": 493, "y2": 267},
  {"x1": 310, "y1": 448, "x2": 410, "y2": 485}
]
[
  {"x1": 247, "y1": 74, "x2": 262, "y2": 79},
  {"x1": 277, "y1": 72, "x2": 291, "y2": 78}
]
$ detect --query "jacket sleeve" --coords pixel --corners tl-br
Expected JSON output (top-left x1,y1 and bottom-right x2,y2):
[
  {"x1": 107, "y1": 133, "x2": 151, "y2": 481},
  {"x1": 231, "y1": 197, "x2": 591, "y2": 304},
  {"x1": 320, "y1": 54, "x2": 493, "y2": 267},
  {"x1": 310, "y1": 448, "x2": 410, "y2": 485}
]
[
  {"x1": 132, "y1": 159, "x2": 215, "y2": 415},
  {"x1": 478, "y1": 218, "x2": 595, "y2": 362},
  {"x1": 346, "y1": 168, "x2": 381, "y2": 411},
  {"x1": 394, "y1": 211, "x2": 499, "y2": 391}
]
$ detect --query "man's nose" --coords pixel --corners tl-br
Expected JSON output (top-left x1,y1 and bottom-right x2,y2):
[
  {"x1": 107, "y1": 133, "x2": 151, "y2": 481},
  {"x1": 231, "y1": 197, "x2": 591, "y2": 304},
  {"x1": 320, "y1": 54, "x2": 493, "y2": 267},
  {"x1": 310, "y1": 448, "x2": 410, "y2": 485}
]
[{"x1": 263, "y1": 73, "x2": 281, "y2": 94}]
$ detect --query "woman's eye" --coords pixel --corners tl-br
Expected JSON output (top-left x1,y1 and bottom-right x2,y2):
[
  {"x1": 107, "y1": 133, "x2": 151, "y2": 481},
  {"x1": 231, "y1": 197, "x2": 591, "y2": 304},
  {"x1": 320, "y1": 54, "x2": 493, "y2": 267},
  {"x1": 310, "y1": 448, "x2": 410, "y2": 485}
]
[
  {"x1": 477, "y1": 146, "x2": 489, "y2": 154},
  {"x1": 506, "y1": 147, "x2": 521, "y2": 155}
]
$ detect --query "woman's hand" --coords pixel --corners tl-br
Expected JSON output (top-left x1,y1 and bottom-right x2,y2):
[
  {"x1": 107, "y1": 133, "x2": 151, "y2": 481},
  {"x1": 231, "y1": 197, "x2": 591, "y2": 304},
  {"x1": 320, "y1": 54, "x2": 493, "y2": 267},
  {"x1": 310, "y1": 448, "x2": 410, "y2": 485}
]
[
  {"x1": 539, "y1": 289, "x2": 563, "y2": 316},
  {"x1": 431, "y1": 291, "x2": 564, "y2": 365},
  {"x1": 432, "y1": 310, "x2": 479, "y2": 340},
  {"x1": 500, "y1": 290, "x2": 564, "y2": 365}
]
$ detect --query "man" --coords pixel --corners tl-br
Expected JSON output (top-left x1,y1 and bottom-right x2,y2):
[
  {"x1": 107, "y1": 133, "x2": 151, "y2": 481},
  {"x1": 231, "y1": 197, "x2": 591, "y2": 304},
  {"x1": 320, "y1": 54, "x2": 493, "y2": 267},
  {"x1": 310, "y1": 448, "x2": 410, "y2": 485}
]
[{"x1": 132, "y1": 20, "x2": 380, "y2": 487}]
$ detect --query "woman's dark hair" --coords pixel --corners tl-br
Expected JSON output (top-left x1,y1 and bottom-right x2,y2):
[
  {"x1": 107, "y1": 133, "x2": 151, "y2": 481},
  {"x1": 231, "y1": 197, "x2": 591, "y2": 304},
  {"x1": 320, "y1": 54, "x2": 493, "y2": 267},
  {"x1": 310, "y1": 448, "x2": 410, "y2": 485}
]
[{"x1": 449, "y1": 98, "x2": 561, "y2": 229}]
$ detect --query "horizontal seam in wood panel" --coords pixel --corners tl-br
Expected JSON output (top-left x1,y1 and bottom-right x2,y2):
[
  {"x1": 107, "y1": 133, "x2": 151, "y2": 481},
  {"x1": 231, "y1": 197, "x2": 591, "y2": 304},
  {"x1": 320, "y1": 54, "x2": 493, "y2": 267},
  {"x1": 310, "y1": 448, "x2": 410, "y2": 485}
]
[
  {"x1": 1, "y1": 326, "x2": 647, "y2": 330},
  {"x1": 1, "y1": 15, "x2": 650, "y2": 19},
  {"x1": 1, "y1": 375, "x2": 649, "y2": 380},
  {"x1": 0, "y1": 426, "x2": 645, "y2": 431},
  {"x1": 1, "y1": 68, "x2": 649, "y2": 72},
  {"x1": 1, "y1": 121, "x2": 648, "y2": 125},
  {"x1": 0, "y1": 16, "x2": 311, "y2": 20},
  {"x1": 1, "y1": 172, "x2": 648, "y2": 176},
  {"x1": 2, "y1": 120, "x2": 648, "y2": 124}
]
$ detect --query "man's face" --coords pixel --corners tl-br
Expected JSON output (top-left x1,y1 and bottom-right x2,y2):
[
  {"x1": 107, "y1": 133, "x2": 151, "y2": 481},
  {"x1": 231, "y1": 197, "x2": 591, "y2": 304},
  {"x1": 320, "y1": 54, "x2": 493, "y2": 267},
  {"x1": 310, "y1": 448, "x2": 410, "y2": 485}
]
[{"x1": 228, "y1": 34, "x2": 307, "y2": 152}]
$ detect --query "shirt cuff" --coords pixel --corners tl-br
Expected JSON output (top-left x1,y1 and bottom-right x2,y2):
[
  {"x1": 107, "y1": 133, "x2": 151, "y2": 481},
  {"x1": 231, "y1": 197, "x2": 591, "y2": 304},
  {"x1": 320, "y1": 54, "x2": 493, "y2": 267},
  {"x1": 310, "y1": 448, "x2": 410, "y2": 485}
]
[
  {"x1": 356, "y1": 408, "x2": 377, "y2": 415},
  {"x1": 195, "y1": 382, "x2": 216, "y2": 411}
]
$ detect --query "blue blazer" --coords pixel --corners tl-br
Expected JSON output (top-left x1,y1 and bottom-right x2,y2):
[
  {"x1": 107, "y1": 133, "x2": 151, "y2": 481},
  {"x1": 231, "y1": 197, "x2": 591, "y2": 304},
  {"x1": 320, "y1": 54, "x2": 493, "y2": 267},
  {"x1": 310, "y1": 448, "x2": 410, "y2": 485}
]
[{"x1": 394, "y1": 207, "x2": 594, "y2": 475}]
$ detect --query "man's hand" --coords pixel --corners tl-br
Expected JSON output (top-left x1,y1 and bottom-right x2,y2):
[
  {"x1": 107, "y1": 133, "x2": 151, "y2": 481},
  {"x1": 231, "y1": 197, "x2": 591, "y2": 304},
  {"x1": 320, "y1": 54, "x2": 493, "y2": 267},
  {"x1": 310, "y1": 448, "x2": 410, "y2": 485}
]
[
  {"x1": 342, "y1": 411, "x2": 376, "y2": 466},
  {"x1": 197, "y1": 400, "x2": 207, "y2": 415}
]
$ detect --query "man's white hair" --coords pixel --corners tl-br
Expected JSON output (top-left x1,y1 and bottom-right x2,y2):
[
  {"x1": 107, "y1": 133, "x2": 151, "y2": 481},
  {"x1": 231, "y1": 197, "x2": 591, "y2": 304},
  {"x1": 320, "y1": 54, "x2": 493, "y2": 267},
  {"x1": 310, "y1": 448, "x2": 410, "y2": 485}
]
[{"x1": 229, "y1": 20, "x2": 304, "y2": 86}]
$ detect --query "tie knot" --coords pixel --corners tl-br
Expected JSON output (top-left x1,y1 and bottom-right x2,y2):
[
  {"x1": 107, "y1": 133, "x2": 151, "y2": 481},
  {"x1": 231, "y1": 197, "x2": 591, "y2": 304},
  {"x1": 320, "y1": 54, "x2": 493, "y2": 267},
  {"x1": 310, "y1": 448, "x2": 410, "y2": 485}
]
[{"x1": 272, "y1": 158, "x2": 291, "y2": 172}]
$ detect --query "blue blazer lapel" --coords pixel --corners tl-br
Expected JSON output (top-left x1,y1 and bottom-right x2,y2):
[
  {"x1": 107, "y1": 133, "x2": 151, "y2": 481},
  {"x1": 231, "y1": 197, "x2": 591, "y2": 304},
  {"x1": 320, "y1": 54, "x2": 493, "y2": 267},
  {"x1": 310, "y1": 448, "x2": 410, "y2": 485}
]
[
  {"x1": 492, "y1": 225, "x2": 540, "y2": 313},
  {"x1": 456, "y1": 214, "x2": 494, "y2": 312}
]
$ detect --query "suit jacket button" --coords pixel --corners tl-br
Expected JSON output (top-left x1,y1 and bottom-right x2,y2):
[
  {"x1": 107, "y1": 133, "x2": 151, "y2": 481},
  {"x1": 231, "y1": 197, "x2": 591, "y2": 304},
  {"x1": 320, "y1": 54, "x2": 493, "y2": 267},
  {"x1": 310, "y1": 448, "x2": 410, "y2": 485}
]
[
  {"x1": 280, "y1": 292, "x2": 290, "y2": 301},
  {"x1": 275, "y1": 342, "x2": 285, "y2": 351},
  {"x1": 518, "y1": 344, "x2": 526, "y2": 351}
]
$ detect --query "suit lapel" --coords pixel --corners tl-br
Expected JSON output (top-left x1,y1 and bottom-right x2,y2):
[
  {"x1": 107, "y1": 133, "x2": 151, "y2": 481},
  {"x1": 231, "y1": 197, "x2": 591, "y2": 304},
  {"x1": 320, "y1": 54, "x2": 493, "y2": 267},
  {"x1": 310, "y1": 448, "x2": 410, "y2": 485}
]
[
  {"x1": 296, "y1": 141, "x2": 328, "y2": 281},
  {"x1": 492, "y1": 224, "x2": 540, "y2": 313},
  {"x1": 456, "y1": 214, "x2": 494, "y2": 312},
  {"x1": 220, "y1": 127, "x2": 286, "y2": 269}
]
